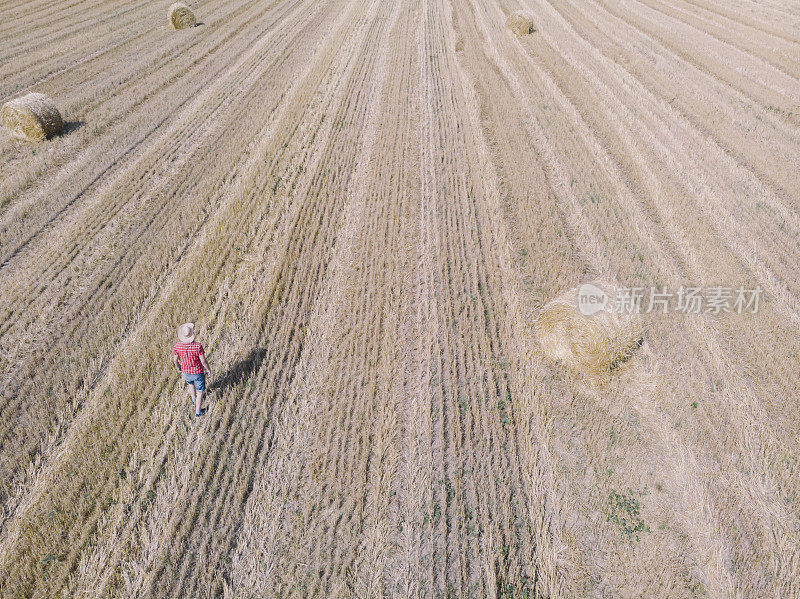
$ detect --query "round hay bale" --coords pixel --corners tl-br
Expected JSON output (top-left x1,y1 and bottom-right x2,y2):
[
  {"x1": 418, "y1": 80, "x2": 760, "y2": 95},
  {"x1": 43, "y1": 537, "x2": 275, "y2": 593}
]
[
  {"x1": 1, "y1": 93, "x2": 63, "y2": 142},
  {"x1": 506, "y1": 12, "x2": 535, "y2": 36},
  {"x1": 535, "y1": 282, "x2": 643, "y2": 375},
  {"x1": 168, "y1": 2, "x2": 196, "y2": 30}
]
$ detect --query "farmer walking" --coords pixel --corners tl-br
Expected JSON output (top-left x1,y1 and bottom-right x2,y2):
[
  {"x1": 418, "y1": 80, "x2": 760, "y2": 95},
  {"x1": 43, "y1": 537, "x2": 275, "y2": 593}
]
[{"x1": 173, "y1": 322, "x2": 212, "y2": 417}]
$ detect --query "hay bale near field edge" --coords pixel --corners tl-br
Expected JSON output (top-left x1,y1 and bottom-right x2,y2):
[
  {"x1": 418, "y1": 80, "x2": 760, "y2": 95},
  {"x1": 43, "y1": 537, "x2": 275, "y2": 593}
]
[
  {"x1": 535, "y1": 282, "x2": 643, "y2": 375},
  {"x1": 168, "y1": 2, "x2": 196, "y2": 30},
  {"x1": 1, "y1": 92, "x2": 63, "y2": 142},
  {"x1": 506, "y1": 12, "x2": 535, "y2": 36}
]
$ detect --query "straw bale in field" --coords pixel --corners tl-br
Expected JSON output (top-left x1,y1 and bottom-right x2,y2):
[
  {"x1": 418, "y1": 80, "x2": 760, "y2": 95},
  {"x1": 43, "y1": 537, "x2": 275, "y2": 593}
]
[
  {"x1": 506, "y1": 12, "x2": 535, "y2": 36},
  {"x1": 168, "y1": 2, "x2": 196, "y2": 30},
  {"x1": 1, "y1": 93, "x2": 63, "y2": 142},
  {"x1": 535, "y1": 282, "x2": 643, "y2": 374}
]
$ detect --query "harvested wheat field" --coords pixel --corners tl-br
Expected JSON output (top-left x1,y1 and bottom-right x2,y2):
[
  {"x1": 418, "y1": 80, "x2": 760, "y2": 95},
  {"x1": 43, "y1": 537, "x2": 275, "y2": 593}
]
[{"x1": 1, "y1": 0, "x2": 799, "y2": 596}]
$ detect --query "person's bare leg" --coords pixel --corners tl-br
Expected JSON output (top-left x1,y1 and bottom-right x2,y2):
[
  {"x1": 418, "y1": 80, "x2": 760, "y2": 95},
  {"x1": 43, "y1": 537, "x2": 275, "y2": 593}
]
[
  {"x1": 195, "y1": 390, "x2": 204, "y2": 415},
  {"x1": 186, "y1": 382, "x2": 196, "y2": 405}
]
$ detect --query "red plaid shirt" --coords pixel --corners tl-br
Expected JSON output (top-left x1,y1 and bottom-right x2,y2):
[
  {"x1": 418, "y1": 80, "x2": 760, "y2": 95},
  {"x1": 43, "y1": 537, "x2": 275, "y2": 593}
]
[{"x1": 173, "y1": 342, "x2": 205, "y2": 374}]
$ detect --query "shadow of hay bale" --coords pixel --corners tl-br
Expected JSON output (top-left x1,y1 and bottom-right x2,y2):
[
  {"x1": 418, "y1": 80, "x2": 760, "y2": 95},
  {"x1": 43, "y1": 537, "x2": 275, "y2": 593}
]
[{"x1": 61, "y1": 121, "x2": 85, "y2": 136}]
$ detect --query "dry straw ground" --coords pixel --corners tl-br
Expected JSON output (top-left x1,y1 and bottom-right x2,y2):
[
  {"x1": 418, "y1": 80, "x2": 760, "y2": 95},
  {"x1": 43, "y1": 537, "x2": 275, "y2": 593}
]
[{"x1": 0, "y1": 0, "x2": 799, "y2": 597}]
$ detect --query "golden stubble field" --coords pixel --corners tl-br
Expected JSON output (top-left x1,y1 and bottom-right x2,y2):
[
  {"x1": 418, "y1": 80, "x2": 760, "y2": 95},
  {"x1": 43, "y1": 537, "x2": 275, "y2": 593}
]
[{"x1": 1, "y1": 0, "x2": 799, "y2": 596}]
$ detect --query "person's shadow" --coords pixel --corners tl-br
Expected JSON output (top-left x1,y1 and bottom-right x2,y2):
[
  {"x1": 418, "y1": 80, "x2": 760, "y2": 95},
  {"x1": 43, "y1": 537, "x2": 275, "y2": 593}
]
[{"x1": 209, "y1": 347, "x2": 267, "y2": 393}]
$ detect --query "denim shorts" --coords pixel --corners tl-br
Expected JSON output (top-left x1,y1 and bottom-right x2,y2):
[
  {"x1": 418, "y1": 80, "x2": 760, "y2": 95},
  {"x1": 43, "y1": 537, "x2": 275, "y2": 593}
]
[{"x1": 182, "y1": 372, "x2": 206, "y2": 392}]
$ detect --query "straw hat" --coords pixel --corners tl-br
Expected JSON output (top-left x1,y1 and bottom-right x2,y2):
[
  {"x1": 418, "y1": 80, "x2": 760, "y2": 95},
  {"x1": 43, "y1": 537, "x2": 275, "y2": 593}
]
[{"x1": 177, "y1": 322, "x2": 195, "y2": 343}]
